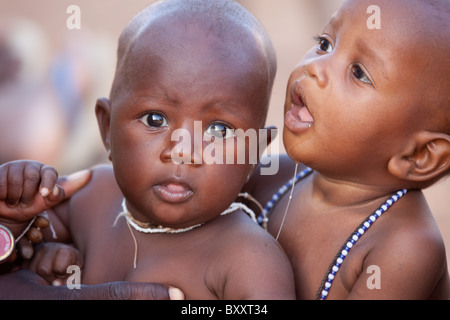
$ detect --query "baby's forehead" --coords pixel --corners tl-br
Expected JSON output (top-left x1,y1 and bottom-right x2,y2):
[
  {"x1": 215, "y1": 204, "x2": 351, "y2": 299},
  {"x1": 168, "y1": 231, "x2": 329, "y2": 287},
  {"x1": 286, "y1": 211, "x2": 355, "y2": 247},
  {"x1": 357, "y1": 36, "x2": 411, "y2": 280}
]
[
  {"x1": 338, "y1": 0, "x2": 449, "y2": 34},
  {"x1": 335, "y1": 0, "x2": 449, "y2": 66},
  {"x1": 336, "y1": 0, "x2": 449, "y2": 128},
  {"x1": 118, "y1": 0, "x2": 273, "y2": 61},
  {"x1": 119, "y1": 17, "x2": 270, "y2": 95}
]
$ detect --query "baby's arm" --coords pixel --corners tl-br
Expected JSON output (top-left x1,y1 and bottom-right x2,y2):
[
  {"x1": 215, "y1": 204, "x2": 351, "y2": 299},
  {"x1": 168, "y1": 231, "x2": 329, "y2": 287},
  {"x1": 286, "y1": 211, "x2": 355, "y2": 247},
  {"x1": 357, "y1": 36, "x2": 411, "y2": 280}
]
[{"x1": 347, "y1": 219, "x2": 449, "y2": 299}]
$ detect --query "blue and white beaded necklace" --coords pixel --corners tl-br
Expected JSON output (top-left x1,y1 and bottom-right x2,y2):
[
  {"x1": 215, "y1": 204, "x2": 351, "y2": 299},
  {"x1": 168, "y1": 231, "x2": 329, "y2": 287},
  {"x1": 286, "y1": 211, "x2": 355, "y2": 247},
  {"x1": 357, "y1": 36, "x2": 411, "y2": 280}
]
[
  {"x1": 257, "y1": 165, "x2": 408, "y2": 300},
  {"x1": 316, "y1": 188, "x2": 408, "y2": 300}
]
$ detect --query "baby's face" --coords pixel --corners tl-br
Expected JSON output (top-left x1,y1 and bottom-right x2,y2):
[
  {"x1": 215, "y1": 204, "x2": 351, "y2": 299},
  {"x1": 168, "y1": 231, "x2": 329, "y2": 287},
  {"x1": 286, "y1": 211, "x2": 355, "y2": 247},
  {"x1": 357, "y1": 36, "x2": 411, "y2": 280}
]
[
  {"x1": 108, "y1": 22, "x2": 269, "y2": 227},
  {"x1": 283, "y1": 0, "x2": 445, "y2": 182}
]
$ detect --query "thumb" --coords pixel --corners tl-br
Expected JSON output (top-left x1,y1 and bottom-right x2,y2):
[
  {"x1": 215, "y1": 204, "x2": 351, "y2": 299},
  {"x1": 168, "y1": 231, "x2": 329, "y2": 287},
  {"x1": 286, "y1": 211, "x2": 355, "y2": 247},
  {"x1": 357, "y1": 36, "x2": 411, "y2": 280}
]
[
  {"x1": 63, "y1": 282, "x2": 184, "y2": 300},
  {"x1": 56, "y1": 169, "x2": 92, "y2": 200}
]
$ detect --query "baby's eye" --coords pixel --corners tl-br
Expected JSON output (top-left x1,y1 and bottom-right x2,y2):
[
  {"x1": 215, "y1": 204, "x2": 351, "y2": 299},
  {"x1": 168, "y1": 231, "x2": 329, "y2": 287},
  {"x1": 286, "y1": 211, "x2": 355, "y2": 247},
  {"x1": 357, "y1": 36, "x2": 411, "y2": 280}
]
[
  {"x1": 351, "y1": 65, "x2": 373, "y2": 85},
  {"x1": 140, "y1": 112, "x2": 168, "y2": 128},
  {"x1": 205, "y1": 123, "x2": 235, "y2": 140},
  {"x1": 315, "y1": 36, "x2": 333, "y2": 53}
]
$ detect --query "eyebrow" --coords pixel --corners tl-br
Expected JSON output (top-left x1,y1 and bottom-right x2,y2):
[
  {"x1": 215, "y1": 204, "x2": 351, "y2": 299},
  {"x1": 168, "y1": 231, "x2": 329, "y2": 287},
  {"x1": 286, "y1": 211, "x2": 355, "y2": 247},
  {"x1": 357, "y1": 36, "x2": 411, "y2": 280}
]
[
  {"x1": 326, "y1": 13, "x2": 383, "y2": 67},
  {"x1": 354, "y1": 38, "x2": 388, "y2": 83},
  {"x1": 328, "y1": 15, "x2": 342, "y2": 31},
  {"x1": 355, "y1": 38, "x2": 385, "y2": 69}
]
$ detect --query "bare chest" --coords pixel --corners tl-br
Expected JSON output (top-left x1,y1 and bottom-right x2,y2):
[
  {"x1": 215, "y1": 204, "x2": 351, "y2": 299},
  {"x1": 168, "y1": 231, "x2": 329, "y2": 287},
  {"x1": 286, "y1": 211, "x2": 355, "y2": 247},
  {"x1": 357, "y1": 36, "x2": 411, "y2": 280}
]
[
  {"x1": 76, "y1": 219, "x2": 220, "y2": 299},
  {"x1": 268, "y1": 197, "x2": 373, "y2": 299}
]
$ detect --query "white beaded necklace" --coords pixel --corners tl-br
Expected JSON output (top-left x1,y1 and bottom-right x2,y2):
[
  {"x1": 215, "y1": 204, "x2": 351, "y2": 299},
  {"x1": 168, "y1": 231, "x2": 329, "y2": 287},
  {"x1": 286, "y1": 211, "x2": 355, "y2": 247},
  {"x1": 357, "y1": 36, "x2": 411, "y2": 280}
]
[{"x1": 114, "y1": 195, "x2": 258, "y2": 268}]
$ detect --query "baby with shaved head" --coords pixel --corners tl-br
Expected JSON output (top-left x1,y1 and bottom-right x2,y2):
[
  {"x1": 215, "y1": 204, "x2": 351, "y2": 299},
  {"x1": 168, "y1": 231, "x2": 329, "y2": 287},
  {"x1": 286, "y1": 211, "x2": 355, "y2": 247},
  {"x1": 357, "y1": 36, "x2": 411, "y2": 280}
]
[
  {"x1": 111, "y1": 0, "x2": 277, "y2": 126},
  {"x1": 247, "y1": 0, "x2": 450, "y2": 299},
  {"x1": 0, "y1": 0, "x2": 294, "y2": 299}
]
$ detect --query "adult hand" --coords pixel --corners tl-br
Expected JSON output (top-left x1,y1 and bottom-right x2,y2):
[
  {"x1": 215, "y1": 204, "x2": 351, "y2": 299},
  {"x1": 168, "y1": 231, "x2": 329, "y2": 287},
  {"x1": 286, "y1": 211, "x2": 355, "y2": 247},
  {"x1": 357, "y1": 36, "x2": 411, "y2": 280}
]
[{"x1": 0, "y1": 269, "x2": 184, "y2": 300}]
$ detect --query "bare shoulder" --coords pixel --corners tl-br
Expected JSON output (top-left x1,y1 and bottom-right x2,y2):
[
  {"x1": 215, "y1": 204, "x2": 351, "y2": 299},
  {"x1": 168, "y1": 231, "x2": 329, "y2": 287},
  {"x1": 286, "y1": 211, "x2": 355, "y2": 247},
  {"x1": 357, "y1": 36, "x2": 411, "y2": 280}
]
[
  {"x1": 381, "y1": 190, "x2": 447, "y2": 263},
  {"x1": 350, "y1": 190, "x2": 449, "y2": 299},
  {"x1": 86, "y1": 164, "x2": 116, "y2": 188},
  {"x1": 208, "y1": 212, "x2": 296, "y2": 299},
  {"x1": 71, "y1": 164, "x2": 117, "y2": 200},
  {"x1": 68, "y1": 163, "x2": 121, "y2": 223},
  {"x1": 45, "y1": 164, "x2": 118, "y2": 241}
]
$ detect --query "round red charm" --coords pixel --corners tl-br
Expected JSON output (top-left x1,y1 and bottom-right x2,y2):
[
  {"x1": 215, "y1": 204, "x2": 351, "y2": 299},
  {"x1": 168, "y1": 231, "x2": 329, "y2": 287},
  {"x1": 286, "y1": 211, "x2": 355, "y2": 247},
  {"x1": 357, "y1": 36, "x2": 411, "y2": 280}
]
[{"x1": 0, "y1": 225, "x2": 15, "y2": 263}]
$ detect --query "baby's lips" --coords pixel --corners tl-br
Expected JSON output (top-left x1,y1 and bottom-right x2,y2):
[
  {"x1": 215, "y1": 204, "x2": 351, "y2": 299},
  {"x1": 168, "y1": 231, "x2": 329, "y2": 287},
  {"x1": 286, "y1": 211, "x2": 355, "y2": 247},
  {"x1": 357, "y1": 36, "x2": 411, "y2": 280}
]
[
  {"x1": 284, "y1": 104, "x2": 314, "y2": 133},
  {"x1": 164, "y1": 183, "x2": 189, "y2": 193},
  {"x1": 154, "y1": 180, "x2": 194, "y2": 204}
]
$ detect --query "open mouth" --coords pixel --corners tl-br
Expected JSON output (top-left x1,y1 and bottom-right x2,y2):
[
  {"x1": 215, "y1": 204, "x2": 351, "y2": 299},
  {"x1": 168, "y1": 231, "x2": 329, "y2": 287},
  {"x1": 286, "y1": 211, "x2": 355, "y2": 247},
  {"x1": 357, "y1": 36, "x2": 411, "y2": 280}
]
[
  {"x1": 153, "y1": 181, "x2": 194, "y2": 204},
  {"x1": 284, "y1": 89, "x2": 314, "y2": 133}
]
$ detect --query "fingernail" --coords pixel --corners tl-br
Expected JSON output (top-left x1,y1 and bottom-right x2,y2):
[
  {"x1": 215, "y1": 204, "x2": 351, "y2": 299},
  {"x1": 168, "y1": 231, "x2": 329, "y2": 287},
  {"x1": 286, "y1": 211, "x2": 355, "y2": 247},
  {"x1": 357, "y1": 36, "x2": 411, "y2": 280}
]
[
  {"x1": 52, "y1": 279, "x2": 64, "y2": 286},
  {"x1": 52, "y1": 185, "x2": 59, "y2": 196},
  {"x1": 66, "y1": 169, "x2": 90, "y2": 181},
  {"x1": 168, "y1": 287, "x2": 185, "y2": 300},
  {"x1": 40, "y1": 187, "x2": 50, "y2": 197}
]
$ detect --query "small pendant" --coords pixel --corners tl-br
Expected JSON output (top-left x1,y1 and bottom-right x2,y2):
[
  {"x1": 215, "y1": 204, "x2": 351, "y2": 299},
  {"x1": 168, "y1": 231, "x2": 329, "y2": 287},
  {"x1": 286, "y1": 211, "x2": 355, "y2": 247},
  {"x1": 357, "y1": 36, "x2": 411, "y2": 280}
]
[{"x1": 0, "y1": 225, "x2": 15, "y2": 263}]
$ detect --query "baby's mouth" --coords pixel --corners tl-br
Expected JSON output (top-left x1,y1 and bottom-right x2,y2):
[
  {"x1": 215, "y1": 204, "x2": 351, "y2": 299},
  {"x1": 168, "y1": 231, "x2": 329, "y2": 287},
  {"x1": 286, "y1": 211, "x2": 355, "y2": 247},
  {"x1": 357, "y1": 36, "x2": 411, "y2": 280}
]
[
  {"x1": 284, "y1": 91, "x2": 314, "y2": 132},
  {"x1": 297, "y1": 104, "x2": 314, "y2": 123},
  {"x1": 154, "y1": 181, "x2": 194, "y2": 204}
]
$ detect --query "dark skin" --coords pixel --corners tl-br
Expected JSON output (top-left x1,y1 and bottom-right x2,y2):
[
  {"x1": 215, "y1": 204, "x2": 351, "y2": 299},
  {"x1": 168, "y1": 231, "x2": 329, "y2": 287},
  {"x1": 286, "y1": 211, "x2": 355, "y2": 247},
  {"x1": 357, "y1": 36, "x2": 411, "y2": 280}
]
[
  {"x1": 76, "y1": 17, "x2": 293, "y2": 299},
  {"x1": 247, "y1": 0, "x2": 450, "y2": 299},
  {"x1": 0, "y1": 3, "x2": 294, "y2": 300},
  {"x1": 0, "y1": 161, "x2": 178, "y2": 299},
  {"x1": 4, "y1": 0, "x2": 449, "y2": 300}
]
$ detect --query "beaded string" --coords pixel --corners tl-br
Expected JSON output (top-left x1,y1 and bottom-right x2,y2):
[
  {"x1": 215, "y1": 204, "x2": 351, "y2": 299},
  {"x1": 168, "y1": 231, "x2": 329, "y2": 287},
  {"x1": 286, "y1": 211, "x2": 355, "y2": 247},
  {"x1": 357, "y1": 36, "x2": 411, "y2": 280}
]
[
  {"x1": 316, "y1": 189, "x2": 408, "y2": 300},
  {"x1": 115, "y1": 197, "x2": 258, "y2": 234},
  {"x1": 257, "y1": 166, "x2": 313, "y2": 228},
  {"x1": 275, "y1": 163, "x2": 298, "y2": 240},
  {"x1": 114, "y1": 196, "x2": 259, "y2": 268}
]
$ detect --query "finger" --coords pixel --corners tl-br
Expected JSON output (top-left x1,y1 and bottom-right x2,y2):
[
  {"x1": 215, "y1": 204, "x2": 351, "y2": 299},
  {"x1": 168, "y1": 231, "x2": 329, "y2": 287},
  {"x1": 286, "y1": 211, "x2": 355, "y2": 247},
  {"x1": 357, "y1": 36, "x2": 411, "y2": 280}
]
[
  {"x1": 34, "y1": 248, "x2": 56, "y2": 282},
  {"x1": 40, "y1": 169, "x2": 92, "y2": 206},
  {"x1": 20, "y1": 162, "x2": 44, "y2": 206},
  {"x1": 0, "y1": 270, "x2": 179, "y2": 300},
  {"x1": 28, "y1": 258, "x2": 53, "y2": 285},
  {"x1": 6, "y1": 163, "x2": 24, "y2": 206},
  {"x1": 57, "y1": 282, "x2": 174, "y2": 300},
  {"x1": 53, "y1": 247, "x2": 79, "y2": 275},
  {"x1": 97, "y1": 282, "x2": 174, "y2": 300},
  {"x1": 168, "y1": 287, "x2": 185, "y2": 300},
  {"x1": 0, "y1": 163, "x2": 8, "y2": 201},
  {"x1": 29, "y1": 243, "x2": 64, "y2": 284},
  {"x1": 39, "y1": 165, "x2": 59, "y2": 198},
  {"x1": 57, "y1": 169, "x2": 92, "y2": 200},
  {"x1": 52, "y1": 278, "x2": 65, "y2": 286}
]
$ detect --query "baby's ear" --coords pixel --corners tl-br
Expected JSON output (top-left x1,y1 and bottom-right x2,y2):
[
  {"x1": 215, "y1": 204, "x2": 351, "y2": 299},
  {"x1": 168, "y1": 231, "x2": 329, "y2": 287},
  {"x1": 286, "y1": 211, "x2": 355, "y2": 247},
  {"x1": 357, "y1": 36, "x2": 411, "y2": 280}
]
[
  {"x1": 388, "y1": 131, "x2": 450, "y2": 183},
  {"x1": 95, "y1": 97, "x2": 112, "y2": 154}
]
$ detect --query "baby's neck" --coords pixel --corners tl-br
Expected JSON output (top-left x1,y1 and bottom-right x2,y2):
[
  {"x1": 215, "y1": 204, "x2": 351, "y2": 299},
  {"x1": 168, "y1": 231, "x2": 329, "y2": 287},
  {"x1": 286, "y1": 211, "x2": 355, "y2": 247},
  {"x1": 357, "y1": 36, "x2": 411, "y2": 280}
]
[{"x1": 309, "y1": 172, "x2": 400, "y2": 209}]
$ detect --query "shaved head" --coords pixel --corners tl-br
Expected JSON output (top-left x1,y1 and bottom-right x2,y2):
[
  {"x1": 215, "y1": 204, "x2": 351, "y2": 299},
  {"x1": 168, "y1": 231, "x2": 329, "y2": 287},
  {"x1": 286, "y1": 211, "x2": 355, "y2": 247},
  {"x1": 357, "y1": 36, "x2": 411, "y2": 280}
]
[{"x1": 109, "y1": 0, "x2": 277, "y2": 123}]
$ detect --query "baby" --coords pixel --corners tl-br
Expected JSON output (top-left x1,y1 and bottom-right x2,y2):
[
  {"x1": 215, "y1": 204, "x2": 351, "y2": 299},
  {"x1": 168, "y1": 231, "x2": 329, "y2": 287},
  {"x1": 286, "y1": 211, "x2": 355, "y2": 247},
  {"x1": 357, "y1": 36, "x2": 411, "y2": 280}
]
[
  {"x1": 246, "y1": 0, "x2": 450, "y2": 299},
  {"x1": 0, "y1": 0, "x2": 295, "y2": 299}
]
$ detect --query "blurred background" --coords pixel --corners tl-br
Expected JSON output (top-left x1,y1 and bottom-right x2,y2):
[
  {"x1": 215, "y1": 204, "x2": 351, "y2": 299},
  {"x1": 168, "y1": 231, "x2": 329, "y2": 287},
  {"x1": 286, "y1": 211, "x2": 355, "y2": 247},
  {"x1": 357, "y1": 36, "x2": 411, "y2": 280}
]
[{"x1": 0, "y1": 0, "x2": 448, "y2": 268}]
